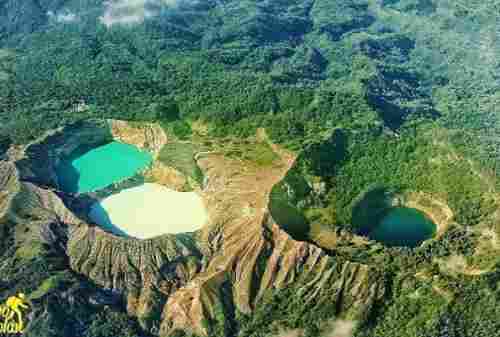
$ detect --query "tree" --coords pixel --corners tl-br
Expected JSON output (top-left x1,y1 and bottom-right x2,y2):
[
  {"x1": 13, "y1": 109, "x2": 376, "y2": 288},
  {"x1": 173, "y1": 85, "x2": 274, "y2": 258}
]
[{"x1": 155, "y1": 97, "x2": 180, "y2": 122}]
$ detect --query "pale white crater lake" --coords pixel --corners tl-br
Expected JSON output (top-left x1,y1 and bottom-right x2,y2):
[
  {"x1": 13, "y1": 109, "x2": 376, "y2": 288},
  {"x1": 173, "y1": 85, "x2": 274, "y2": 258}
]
[{"x1": 89, "y1": 183, "x2": 208, "y2": 239}]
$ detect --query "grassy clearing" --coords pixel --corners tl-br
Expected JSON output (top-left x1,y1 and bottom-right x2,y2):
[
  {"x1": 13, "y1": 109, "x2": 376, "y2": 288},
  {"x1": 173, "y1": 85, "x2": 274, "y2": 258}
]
[
  {"x1": 158, "y1": 142, "x2": 203, "y2": 185},
  {"x1": 222, "y1": 140, "x2": 279, "y2": 167},
  {"x1": 160, "y1": 120, "x2": 192, "y2": 140},
  {"x1": 29, "y1": 271, "x2": 72, "y2": 300},
  {"x1": 15, "y1": 241, "x2": 45, "y2": 261}
]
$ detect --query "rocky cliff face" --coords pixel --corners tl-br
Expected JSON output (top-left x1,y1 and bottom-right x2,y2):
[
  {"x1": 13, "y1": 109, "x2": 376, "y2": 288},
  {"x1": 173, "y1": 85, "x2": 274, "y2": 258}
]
[
  {"x1": 108, "y1": 120, "x2": 167, "y2": 159},
  {"x1": 144, "y1": 162, "x2": 188, "y2": 191},
  {"x1": 67, "y1": 226, "x2": 202, "y2": 332},
  {"x1": 0, "y1": 120, "x2": 384, "y2": 337}
]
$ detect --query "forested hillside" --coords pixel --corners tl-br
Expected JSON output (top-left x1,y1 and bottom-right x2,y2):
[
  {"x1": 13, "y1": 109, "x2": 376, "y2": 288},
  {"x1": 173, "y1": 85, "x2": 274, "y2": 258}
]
[
  {"x1": 1, "y1": 1, "x2": 500, "y2": 337},
  {"x1": 1, "y1": 0, "x2": 498, "y2": 148}
]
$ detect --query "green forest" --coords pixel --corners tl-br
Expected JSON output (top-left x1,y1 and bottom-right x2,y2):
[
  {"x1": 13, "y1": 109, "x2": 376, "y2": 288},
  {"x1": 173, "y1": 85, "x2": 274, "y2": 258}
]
[{"x1": 1, "y1": 0, "x2": 500, "y2": 336}]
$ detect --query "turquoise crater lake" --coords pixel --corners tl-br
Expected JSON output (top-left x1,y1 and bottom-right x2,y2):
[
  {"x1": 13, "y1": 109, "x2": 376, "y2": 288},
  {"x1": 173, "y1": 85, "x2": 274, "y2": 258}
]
[
  {"x1": 56, "y1": 141, "x2": 152, "y2": 193},
  {"x1": 368, "y1": 207, "x2": 436, "y2": 248}
]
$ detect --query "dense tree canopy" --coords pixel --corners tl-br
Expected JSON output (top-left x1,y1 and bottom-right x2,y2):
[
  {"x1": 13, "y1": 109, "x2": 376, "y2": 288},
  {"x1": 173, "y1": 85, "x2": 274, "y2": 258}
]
[{"x1": 1, "y1": 0, "x2": 500, "y2": 336}]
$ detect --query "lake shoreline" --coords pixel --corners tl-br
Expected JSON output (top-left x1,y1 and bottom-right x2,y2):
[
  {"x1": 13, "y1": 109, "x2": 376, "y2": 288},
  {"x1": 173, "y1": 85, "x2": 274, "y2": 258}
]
[{"x1": 89, "y1": 183, "x2": 208, "y2": 239}]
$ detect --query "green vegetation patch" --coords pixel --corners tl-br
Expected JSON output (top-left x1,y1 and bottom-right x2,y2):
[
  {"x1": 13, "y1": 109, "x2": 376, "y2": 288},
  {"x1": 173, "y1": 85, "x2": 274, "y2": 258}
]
[
  {"x1": 223, "y1": 140, "x2": 279, "y2": 167},
  {"x1": 84, "y1": 307, "x2": 144, "y2": 337},
  {"x1": 367, "y1": 283, "x2": 449, "y2": 337},
  {"x1": 158, "y1": 142, "x2": 203, "y2": 186},
  {"x1": 15, "y1": 241, "x2": 45, "y2": 261},
  {"x1": 29, "y1": 271, "x2": 73, "y2": 300},
  {"x1": 350, "y1": 186, "x2": 394, "y2": 234}
]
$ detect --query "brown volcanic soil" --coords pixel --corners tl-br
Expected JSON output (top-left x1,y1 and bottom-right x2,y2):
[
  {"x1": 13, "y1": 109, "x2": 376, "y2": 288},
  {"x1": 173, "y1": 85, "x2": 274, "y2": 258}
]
[{"x1": 0, "y1": 120, "x2": 385, "y2": 336}]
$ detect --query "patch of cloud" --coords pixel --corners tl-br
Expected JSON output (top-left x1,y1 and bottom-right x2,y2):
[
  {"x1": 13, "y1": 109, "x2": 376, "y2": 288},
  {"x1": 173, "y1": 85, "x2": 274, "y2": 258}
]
[
  {"x1": 100, "y1": 0, "x2": 187, "y2": 27},
  {"x1": 162, "y1": 0, "x2": 180, "y2": 6},
  {"x1": 47, "y1": 10, "x2": 78, "y2": 23},
  {"x1": 323, "y1": 320, "x2": 357, "y2": 337},
  {"x1": 269, "y1": 319, "x2": 356, "y2": 337},
  {"x1": 100, "y1": 0, "x2": 148, "y2": 27}
]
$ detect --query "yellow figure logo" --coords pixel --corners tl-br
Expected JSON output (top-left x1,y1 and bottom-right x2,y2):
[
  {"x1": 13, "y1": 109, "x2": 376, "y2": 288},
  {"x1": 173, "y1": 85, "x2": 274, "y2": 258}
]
[{"x1": 0, "y1": 293, "x2": 29, "y2": 334}]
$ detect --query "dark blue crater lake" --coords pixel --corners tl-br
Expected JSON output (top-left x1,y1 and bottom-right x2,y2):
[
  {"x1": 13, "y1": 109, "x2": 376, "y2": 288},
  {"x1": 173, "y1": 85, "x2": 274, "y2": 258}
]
[{"x1": 369, "y1": 207, "x2": 436, "y2": 248}]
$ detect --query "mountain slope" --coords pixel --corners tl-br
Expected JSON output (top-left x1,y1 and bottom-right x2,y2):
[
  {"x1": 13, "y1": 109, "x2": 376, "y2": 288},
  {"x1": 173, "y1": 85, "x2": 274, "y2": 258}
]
[{"x1": 1, "y1": 1, "x2": 500, "y2": 337}]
